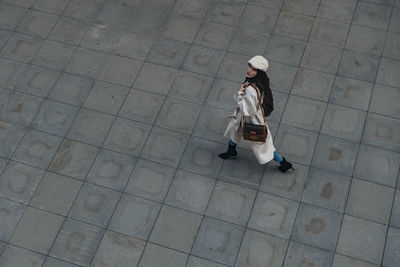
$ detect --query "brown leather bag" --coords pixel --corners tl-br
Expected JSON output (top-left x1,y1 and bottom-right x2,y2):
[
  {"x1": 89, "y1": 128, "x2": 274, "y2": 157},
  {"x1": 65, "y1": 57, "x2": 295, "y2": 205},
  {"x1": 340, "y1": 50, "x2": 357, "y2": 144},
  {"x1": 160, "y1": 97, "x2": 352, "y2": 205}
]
[{"x1": 242, "y1": 84, "x2": 268, "y2": 142}]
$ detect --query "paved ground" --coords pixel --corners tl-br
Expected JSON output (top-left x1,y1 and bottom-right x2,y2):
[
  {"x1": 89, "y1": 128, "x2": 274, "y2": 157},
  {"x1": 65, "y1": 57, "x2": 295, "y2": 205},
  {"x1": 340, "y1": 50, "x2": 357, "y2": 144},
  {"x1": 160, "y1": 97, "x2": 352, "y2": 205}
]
[{"x1": 0, "y1": 0, "x2": 399, "y2": 266}]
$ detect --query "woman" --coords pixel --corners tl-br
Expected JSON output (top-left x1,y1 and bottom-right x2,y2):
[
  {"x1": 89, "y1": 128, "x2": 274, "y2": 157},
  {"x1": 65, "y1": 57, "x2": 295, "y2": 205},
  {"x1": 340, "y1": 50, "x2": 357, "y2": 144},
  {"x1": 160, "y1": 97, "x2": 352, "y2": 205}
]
[{"x1": 219, "y1": 55, "x2": 293, "y2": 173}]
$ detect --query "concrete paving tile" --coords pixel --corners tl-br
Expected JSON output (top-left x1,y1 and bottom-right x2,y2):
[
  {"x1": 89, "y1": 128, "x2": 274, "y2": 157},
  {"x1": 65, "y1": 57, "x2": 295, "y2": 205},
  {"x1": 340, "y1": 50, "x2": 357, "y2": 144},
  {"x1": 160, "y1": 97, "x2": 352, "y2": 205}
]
[
  {"x1": 165, "y1": 169, "x2": 215, "y2": 214},
  {"x1": 338, "y1": 50, "x2": 380, "y2": 82},
  {"x1": 354, "y1": 144, "x2": 400, "y2": 187},
  {"x1": 0, "y1": 162, "x2": 44, "y2": 204},
  {"x1": 248, "y1": 192, "x2": 298, "y2": 239},
  {"x1": 112, "y1": 32, "x2": 154, "y2": 61},
  {"x1": 0, "y1": 33, "x2": 43, "y2": 63},
  {"x1": 192, "y1": 106, "x2": 229, "y2": 143},
  {"x1": 69, "y1": 183, "x2": 121, "y2": 228},
  {"x1": 186, "y1": 256, "x2": 226, "y2": 267},
  {"x1": 337, "y1": 215, "x2": 387, "y2": 264},
  {"x1": 282, "y1": 0, "x2": 320, "y2": 16},
  {"x1": 109, "y1": 193, "x2": 161, "y2": 239},
  {"x1": 179, "y1": 137, "x2": 224, "y2": 179},
  {"x1": 353, "y1": 2, "x2": 391, "y2": 30},
  {"x1": 346, "y1": 178, "x2": 394, "y2": 224},
  {"x1": 33, "y1": 0, "x2": 68, "y2": 13},
  {"x1": 48, "y1": 73, "x2": 94, "y2": 106},
  {"x1": 389, "y1": 8, "x2": 400, "y2": 33},
  {"x1": 2, "y1": 0, "x2": 36, "y2": 8},
  {"x1": 0, "y1": 58, "x2": 27, "y2": 89},
  {"x1": 268, "y1": 62, "x2": 298, "y2": 93},
  {"x1": 48, "y1": 16, "x2": 89, "y2": 45},
  {"x1": 147, "y1": 38, "x2": 190, "y2": 68},
  {"x1": 80, "y1": 25, "x2": 121, "y2": 53},
  {"x1": 300, "y1": 42, "x2": 342, "y2": 74},
  {"x1": 134, "y1": 62, "x2": 178, "y2": 95},
  {"x1": 125, "y1": 158, "x2": 175, "y2": 202},
  {"x1": 317, "y1": 0, "x2": 356, "y2": 23},
  {"x1": 329, "y1": 76, "x2": 373, "y2": 111},
  {"x1": 260, "y1": 90, "x2": 287, "y2": 123},
  {"x1": 0, "y1": 3, "x2": 27, "y2": 30},
  {"x1": 228, "y1": 30, "x2": 268, "y2": 58},
  {"x1": 0, "y1": 120, "x2": 27, "y2": 158},
  {"x1": 346, "y1": 25, "x2": 386, "y2": 55},
  {"x1": 182, "y1": 45, "x2": 225, "y2": 76},
  {"x1": 248, "y1": 0, "x2": 285, "y2": 9},
  {"x1": 49, "y1": 139, "x2": 99, "y2": 180},
  {"x1": 30, "y1": 172, "x2": 82, "y2": 216},
  {"x1": 17, "y1": 9, "x2": 58, "y2": 38},
  {"x1": 302, "y1": 168, "x2": 351, "y2": 212},
  {"x1": 117, "y1": 0, "x2": 176, "y2": 10},
  {"x1": 0, "y1": 241, "x2": 5, "y2": 256},
  {"x1": 10, "y1": 207, "x2": 64, "y2": 254},
  {"x1": 194, "y1": 22, "x2": 235, "y2": 50},
  {"x1": 92, "y1": 230, "x2": 145, "y2": 267},
  {"x1": 281, "y1": 95, "x2": 327, "y2": 132},
  {"x1": 362, "y1": 113, "x2": 400, "y2": 152},
  {"x1": 141, "y1": 127, "x2": 189, "y2": 167},
  {"x1": 383, "y1": 227, "x2": 400, "y2": 266},
  {"x1": 309, "y1": 18, "x2": 350, "y2": 48},
  {"x1": 97, "y1": 115, "x2": 143, "y2": 156},
  {"x1": 291, "y1": 68, "x2": 335, "y2": 101},
  {"x1": 235, "y1": 229, "x2": 288, "y2": 267},
  {"x1": 292, "y1": 203, "x2": 342, "y2": 251},
  {"x1": 86, "y1": 149, "x2": 136, "y2": 191},
  {"x1": 0, "y1": 158, "x2": 7, "y2": 173},
  {"x1": 49, "y1": 219, "x2": 104, "y2": 266},
  {"x1": 383, "y1": 32, "x2": 400, "y2": 60},
  {"x1": 173, "y1": 0, "x2": 211, "y2": 19},
  {"x1": 192, "y1": 217, "x2": 245, "y2": 266},
  {"x1": 206, "y1": 0, "x2": 244, "y2": 26},
  {"x1": 65, "y1": 47, "x2": 109, "y2": 79},
  {"x1": 95, "y1": 1, "x2": 138, "y2": 33},
  {"x1": 12, "y1": 129, "x2": 63, "y2": 169},
  {"x1": 0, "y1": 29, "x2": 12, "y2": 50},
  {"x1": 390, "y1": 190, "x2": 400, "y2": 227},
  {"x1": 239, "y1": 4, "x2": 279, "y2": 35},
  {"x1": 43, "y1": 257, "x2": 80, "y2": 267},
  {"x1": 206, "y1": 181, "x2": 256, "y2": 225},
  {"x1": 63, "y1": 0, "x2": 105, "y2": 23},
  {"x1": 332, "y1": 254, "x2": 379, "y2": 267},
  {"x1": 377, "y1": 57, "x2": 400, "y2": 89},
  {"x1": 0, "y1": 245, "x2": 45, "y2": 267},
  {"x1": 161, "y1": 14, "x2": 201, "y2": 43},
  {"x1": 32, "y1": 40, "x2": 76, "y2": 71},
  {"x1": 138, "y1": 243, "x2": 188, "y2": 267},
  {"x1": 206, "y1": 78, "x2": 241, "y2": 111},
  {"x1": 261, "y1": 163, "x2": 308, "y2": 201},
  {"x1": 98, "y1": 55, "x2": 142, "y2": 87},
  {"x1": 273, "y1": 11, "x2": 314, "y2": 40},
  {"x1": 265, "y1": 35, "x2": 305, "y2": 66},
  {"x1": 14, "y1": 65, "x2": 60, "y2": 97},
  {"x1": 0, "y1": 198, "x2": 25, "y2": 242},
  {"x1": 83, "y1": 81, "x2": 130, "y2": 115},
  {"x1": 283, "y1": 241, "x2": 334, "y2": 267},
  {"x1": 312, "y1": 134, "x2": 359, "y2": 176}
]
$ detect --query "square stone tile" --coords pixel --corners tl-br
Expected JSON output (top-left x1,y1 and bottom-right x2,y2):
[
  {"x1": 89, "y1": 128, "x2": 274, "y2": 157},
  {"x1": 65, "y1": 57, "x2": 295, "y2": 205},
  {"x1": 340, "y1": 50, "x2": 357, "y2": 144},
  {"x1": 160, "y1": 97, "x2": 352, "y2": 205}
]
[
  {"x1": 194, "y1": 21, "x2": 235, "y2": 50},
  {"x1": 32, "y1": 40, "x2": 76, "y2": 71},
  {"x1": 99, "y1": 55, "x2": 142, "y2": 87},
  {"x1": 206, "y1": 0, "x2": 244, "y2": 25},
  {"x1": 141, "y1": 127, "x2": 189, "y2": 167},
  {"x1": 282, "y1": 0, "x2": 320, "y2": 16},
  {"x1": 291, "y1": 68, "x2": 335, "y2": 101},
  {"x1": 48, "y1": 16, "x2": 89, "y2": 45},
  {"x1": 49, "y1": 139, "x2": 99, "y2": 180},
  {"x1": 370, "y1": 84, "x2": 400, "y2": 119},
  {"x1": 150, "y1": 205, "x2": 202, "y2": 253},
  {"x1": 0, "y1": 241, "x2": 5, "y2": 256},
  {"x1": 273, "y1": 11, "x2": 314, "y2": 40},
  {"x1": 236, "y1": 229, "x2": 288, "y2": 267},
  {"x1": 33, "y1": 0, "x2": 68, "y2": 13},
  {"x1": 173, "y1": 0, "x2": 211, "y2": 19},
  {"x1": 81, "y1": 25, "x2": 121, "y2": 53},
  {"x1": 48, "y1": 73, "x2": 94, "y2": 106},
  {"x1": 0, "y1": 33, "x2": 43, "y2": 63},
  {"x1": 14, "y1": 65, "x2": 60, "y2": 97},
  {"x1": 383, "y1": 227, "x2": 400, "y2": 267},
  {"x1": 377, "y1": 57, "x2": 400, "y2": 88},
  {"x1": 109, "y1": 194, "x2": 161, "y2": 239},
  {"x1": 354, "y1": 144, "x2": 400, "y2": 187},
  {"x1": 281, "y1": 95, "x2": 327, "y2": 132},
  {"x1": 346, "y1": 25, "x2": 386, "y2": 55},
  {"x1": 239, "y1": 4, "x2": 279, "y2": 34},
  {"x1": 283, "y1": 241, "x2": 334, "y2": 267},
  {"x1": 125, "y1": 159, "x2": 175, "y2": 202},
  {"x1": 206, "y1": 181, "x2": 257, "y2": 225},
  {"x1": 312, "y1": 134, "x2": 359, "y2": 176},
  {"x1": 338, "y1": 50, "x2": 380, "y2": 82},
  {"x1": 192, "y1": 217, "x2": 245, "y2": 266},
  {"x1": 103, "y1": 117, "x2": 151, "y2": 156},
  {"x1": 134, "y1": 62, "x2": 178, "y2": 95},
  {"x1": 86, "y1": 149, "x2": 136, "y2": 191},
  {"x1": 317, "y1": 0, "x2": 356, "y2": 23},
  {"x1": 186, "y1": 256, "x2": 226, "y2": 267},
  {"x1": 292, "y1": 203, "x2": 342, "y2": 251},
  {"x1": 229, "y1": 29, "x2": 269, "y2": 57},
  {"x1": 265, "y1": 35, "x2": 305, "y2": 66},
  {"x1": 43, "y1": 257, "x2": 80, "y2": 267},
  {"x1": 217, "y1": 53, "x2": 253, "y2": 83},
  {"x1": 309, "y1": 18, "x2": 350, "y2": 48},
  {"x1": 112, "y1": 32, "x2": 154, "y2": 61},
  {"x1": 302, "y1": 168, "x2": 351, "y2": 212},
  {"x1": 91, "y1": 230, "x2": 146, "y2": 267},
  {"x1": 336, "y1": 215, "x2": 387, "y2": 264},
  {"x1": 138, "y1": 243, "x2": 188, "y2": 267},
  {"x1": 63, "y1": 0, "x2": 105, "y2": 23},
  {"x1": 300, "y1": 42, "x2": 343, "y2": 74},
  {"x1": 147, "y1": 38, "x2": 190, "y2": 68},
  {"x1": 49, "y1": 219, "x2": 104, "y2": 266},
  {"x1": 0, "y1": 58, "x2": 27, "y2": 89},
  {"x1": 65, "y1": 47, "x2": 109, "y2": 79},
  {"x1": 0, "y1": 120, "x2": 27, "y2": 158},
  {"x1": 332, "y1": 254, "x2": 379, "y2": 267},
  {"x1": 0, "y1": 198, "x2": 25, "y2": 241},
  {"x1": 353, "y1": 2, "x2": 391, "y2": 30},
  {"x1": 16, "y1": 9, "x2": 59, "y2": 38},
  {"x1": 182, "y1": 45, "x2": 225, "y2": 76},
  {"x1": 67, "y1": 108, "x2": 114, "y2": 146},
  {"x1": 30, "y1": 172, "x2": 82, "y2": 216},
  {"x1": 329, "y1": 76, "x2": 373, "y2": 110},
  {"x1": 248, "y1": 192, "x2": 298, "y2": 239},
  {"x1": 206, "y1": 78, "x2": 241, "y2": 111},
  {"x1": 321, "y1": 104, "x2": 367, "y2": 142},
  {"x1": 0, "y1": 29, "x2": 12, "y2": 50},
  {"x1": 69, "y1": 183, "x2": 121, "y2": 228},
  {"x1": 0, "y1": 162, "x2": 44, "y2": 204},
  {"x1": 161, "y1": 14, "x2": 201, "y2": 43},
  {"x1": 346, "y1": 178, "x2": 394, "y2": 224},
  {"x1": 10, "y1": 207, "x2": 64, "y2": 254},
  {"x1": 389, "y1": 7, "x2": 400, "y2": 33},
  {"x1": 12, "y1": 129, "x2": 63, "y2": 169},
  {"x1": 165, "y1": 170, "x2": 215, "y2": 214},
  {"x1": 0, "y1": 3, "x2": 27, "y2": 30},
  {"x1": 362, "y1": 113, "x2": 400, "y2": 152},
  {"x1": 0, "y1": 158, "x2": 7, "y2": 173},
  {"x1": 0, "y1": 245, "x2": 45, "y2": 267},
  {"x1": 248, "y1": 0, "x2": 285, "y2": 9},
  {"x1": 390, "y1": 190, "x2": 400, "y2": 227},
  {"x1": 274, "y1": 124, "x2": 319, "y2": 165},
  {"x1": 179, "y1": 137, "x2": 224, "y2": 179},
  {"x1": 268, "y1": 62, "x2": 298, "y2": 93}
]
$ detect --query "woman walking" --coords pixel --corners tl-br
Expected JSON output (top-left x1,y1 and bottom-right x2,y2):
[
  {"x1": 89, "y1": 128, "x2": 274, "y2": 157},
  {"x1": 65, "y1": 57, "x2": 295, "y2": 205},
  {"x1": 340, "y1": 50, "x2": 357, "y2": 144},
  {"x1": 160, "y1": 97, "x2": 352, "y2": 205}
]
[{"x1": 218, "y1": 55, "x2": 294, "y2": 173}]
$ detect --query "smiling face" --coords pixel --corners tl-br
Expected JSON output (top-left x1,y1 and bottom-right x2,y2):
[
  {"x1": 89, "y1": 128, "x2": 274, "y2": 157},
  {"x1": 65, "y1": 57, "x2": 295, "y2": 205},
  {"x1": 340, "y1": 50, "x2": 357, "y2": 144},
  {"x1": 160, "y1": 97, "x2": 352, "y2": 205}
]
[{"x1": 246, "y1": 63, "x2": 257, "y2": 78}]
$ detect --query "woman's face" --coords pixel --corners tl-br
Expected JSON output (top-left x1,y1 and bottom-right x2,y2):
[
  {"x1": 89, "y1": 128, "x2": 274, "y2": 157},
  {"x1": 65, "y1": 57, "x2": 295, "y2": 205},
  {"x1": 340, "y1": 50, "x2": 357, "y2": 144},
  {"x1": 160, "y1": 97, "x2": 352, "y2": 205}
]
[{"x1": 246, "y1": 64, "x2": 257, "y2": 78}]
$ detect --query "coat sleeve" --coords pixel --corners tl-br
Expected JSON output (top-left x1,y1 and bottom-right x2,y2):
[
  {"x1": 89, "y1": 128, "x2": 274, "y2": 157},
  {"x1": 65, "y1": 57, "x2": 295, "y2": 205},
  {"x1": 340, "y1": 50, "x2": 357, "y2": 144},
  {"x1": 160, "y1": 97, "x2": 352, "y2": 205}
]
[{"x1": 237, "y1": 86, "x2": 259, "y2": 116}]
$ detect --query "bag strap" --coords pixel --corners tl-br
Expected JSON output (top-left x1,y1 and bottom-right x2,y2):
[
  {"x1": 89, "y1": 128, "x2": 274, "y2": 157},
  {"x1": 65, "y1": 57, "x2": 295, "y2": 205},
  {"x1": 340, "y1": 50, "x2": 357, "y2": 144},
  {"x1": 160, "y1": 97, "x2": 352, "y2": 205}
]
[{"x1": 242, "y1": 83, "x2": 266, "y2": 125}]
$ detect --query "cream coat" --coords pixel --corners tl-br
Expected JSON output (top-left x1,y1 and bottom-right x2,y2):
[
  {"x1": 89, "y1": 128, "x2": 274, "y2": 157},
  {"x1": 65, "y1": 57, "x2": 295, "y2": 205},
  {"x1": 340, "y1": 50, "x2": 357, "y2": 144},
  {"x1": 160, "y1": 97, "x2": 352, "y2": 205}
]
[{"x1": 224, "y1": 85, "x2": 275, "y2": 164}]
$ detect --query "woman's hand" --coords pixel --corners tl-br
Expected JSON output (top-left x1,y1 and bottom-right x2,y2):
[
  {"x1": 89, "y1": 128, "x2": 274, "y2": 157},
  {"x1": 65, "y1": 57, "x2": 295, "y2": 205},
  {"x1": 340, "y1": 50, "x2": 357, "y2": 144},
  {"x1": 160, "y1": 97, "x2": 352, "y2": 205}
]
[{"x1": 240, "y1": 82, "x2": 248, "y2": 91}]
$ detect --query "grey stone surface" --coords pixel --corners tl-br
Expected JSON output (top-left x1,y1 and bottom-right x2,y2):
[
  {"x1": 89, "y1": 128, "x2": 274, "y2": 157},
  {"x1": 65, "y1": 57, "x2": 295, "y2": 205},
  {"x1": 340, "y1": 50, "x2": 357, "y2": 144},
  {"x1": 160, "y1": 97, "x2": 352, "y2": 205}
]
[
  {"x1": 268, "y1": 62, "x2": 298, "y2": 93},
  {"x1": 309, "y1": 18, "x2": 350, "y2": 48},
  {"x1": 377, "y1": 57, "x2": 400, "y2": 88},
  {"x1": 391, "y1": 190, "x2": 400, "y2": 228},
  {"x1": 138, "y1": 243, "x2": 188, "y2": 267},
  {"x1": 282, "y1": 0, "x2": 320, "y2": 16},
  {"x1": 300, "y1": 42, "x2": 342, "y2": 74},
  {"x1": 81, "y1": 25, "x2": 121, "y2": 53},
  {"x1": 147, "y1": 38, "x2": 190, "y2": 68},
  {"x1": 346, "y1": 25, "x2": 386, "y2": 55},
  {"x1": 0, "y1": 120, "x2": 27, "y2": 158},
  {"x1": 230, "y1": 29, "x2": 269, "y2": 57},
  {"x1": 206, "y1": 78, "x2": 240, "y2": 111},
  {"x1": 99, "y1": 55, "x2": 142, "y2": 87},
  {"x1": 113, "y1": 32, "x2": 154, "y2": 61},
  {"x1": 370, "y1": 84, "x2": 400, "y2": 118},
  {"x1": 194, "y1": 21, "x2": 235, "y2": 50},
  {"x1": 161, "y1": 14, "x2": 201, "y2": 43},
  {"x1": 65, "y1": 47, "x2": 109, "y2": 79},
  {"x1": 1, "y1": 33, "x2": 43, "y2": 63},
  {"x1": 265, "y1": 35, "x2": 305, "y2": 66},
  {"x1": 17, "y1": 10, "x2": 58, "y2": 38},
  {"x1": 338, "y1": 50, "x2": 380, "y2": 82},
  {"x1": 0, "y1": 58, "x2": 26, "y2": 89},
  {"x1": 389, "y1": 7, "x2": 400, "y2": 33},
  {"x1": 48, "y1": 17, "x2": 89, "y2": 45},
  {"x1": 291, "y1": 68, "x2": 335, "y2": 101},
  {"x1": 134, "y1": 62, "x2": 178, "y2": 95},
  {"x1": 383, "y1": 227, "x2": 400, "y2": 267},
  {"x1": 182, "y1": 45, "x2": 225, "y2": 76},
  {"x1": 353, "y1": 2, "x2": 391, "y2": 30},
  {"x1": 0, "y1": 4, "x2": 27, "y2": 31},
  {"x1": 0, "y1": 245, "x2": 45, "y2": 267},
  {"x1": 174, "y1": 0, "x2": 211, "y2": 19},
  {"x1": 33, "y1": 40, "x2": 76, "y2": 71},
  {"x1": 273, "y1": 11, "x2": 314, "y2": 40},
  {"x1": 283, "y1": 241, "x2": 334, "y2": 267},
  {"x1": 217, "y1": 53, "x2": 250, "y2": 83},
  {"x1": 43, "y1": 257, "x2": 80, "y2": 267},
  {"x1": 186, "y1": 256, "x2": 226, "y2": 267},
  {"x1": 14, "y1": 65, "x2": 60, "y2": 97},
  {"x1": 0, "y1": 198, "x2": 25, "y2": 242},
  {"x1": 239, "y1": 4, "x2": 279, "y2": 34},
  {"x1": 332, "y1": 254, "x2": 379, "y2": 267}
]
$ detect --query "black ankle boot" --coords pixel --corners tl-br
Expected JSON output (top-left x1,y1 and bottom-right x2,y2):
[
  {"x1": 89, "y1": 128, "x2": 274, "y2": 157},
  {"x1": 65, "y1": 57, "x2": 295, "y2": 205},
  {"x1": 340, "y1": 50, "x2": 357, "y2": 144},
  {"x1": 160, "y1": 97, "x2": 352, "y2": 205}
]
[
  {"x1": 218, "y1": 143, "x2": 237, "y2": 159},
  {"x1": 278, "y1": 157, "x2": 294, "y2": 173}
]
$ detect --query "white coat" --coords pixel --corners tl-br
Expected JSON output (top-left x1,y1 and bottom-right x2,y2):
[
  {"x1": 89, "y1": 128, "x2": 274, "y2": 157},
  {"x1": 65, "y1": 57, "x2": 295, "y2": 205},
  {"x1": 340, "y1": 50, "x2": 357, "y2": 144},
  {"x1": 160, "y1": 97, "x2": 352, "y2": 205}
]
[{"x1": 224, "y1": 84, "x2": 275, "y2": 164}]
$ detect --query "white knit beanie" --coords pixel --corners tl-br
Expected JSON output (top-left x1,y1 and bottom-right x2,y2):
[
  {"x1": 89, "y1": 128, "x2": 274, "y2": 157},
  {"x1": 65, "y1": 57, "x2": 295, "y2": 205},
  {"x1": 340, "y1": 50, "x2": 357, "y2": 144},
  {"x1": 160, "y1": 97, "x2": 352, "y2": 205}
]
[{"x1": 248, "y1": 55, "x2": 269, "y2": 72}]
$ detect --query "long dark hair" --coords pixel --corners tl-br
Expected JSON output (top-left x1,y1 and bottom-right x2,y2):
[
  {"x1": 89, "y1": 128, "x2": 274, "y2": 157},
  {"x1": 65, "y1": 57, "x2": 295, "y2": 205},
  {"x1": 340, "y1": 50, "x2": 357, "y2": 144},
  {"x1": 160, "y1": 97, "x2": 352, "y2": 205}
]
[{"x1": 245, "y1": 69, "x2": 274, "y2": 116}]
